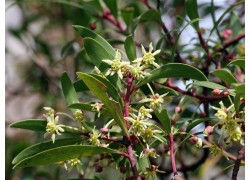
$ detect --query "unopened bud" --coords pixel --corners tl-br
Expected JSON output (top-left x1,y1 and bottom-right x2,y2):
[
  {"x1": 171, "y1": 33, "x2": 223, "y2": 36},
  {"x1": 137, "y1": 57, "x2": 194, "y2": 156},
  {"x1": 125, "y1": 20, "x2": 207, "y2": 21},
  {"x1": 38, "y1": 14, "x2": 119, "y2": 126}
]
[
  {"x1": 204, "y1": 126, "x2": 214, "y2": 136},
  {"x1": 221, "y1": 89, "x2": 229, "y2": 96},
  {"x1": 190, "y1": 136, "x2": 198, "y2": 144},
  {"x1": 240, "y1": 98, "x2": 245, "y2": 103},
  {"x1": 90, "y1": 23, "x2": 97, "y2": 30},
  {"x1": 95, "y1": 165, "x2": 103, "y2": 172},
  {"x1": 195, "y1": 138, "x2": 203, "y2": 148},
  {"x1": 100, "y1": 128, "x2": 109, "y2": 134},
  {"x1": 221, "y1": 29, "x2": 232, "y2": 40},
  {"x1": 212, "y1": 88, "x2": 221, "y2": 96},
  {"x1": 175, "y1": 106, "x2": 182, "y2": 114},
  {"x1": 200, "y1": 112, "x2": 207, "y2": 118},
  {"x1": 120, "y1": 166, "x2": 127, "y2": 173}
]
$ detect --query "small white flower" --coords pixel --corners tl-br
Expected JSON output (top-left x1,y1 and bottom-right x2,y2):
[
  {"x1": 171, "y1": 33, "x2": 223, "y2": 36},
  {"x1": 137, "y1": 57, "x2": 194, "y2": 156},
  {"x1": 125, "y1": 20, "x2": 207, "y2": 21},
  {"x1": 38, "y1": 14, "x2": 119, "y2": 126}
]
[
  {"x1": 44, "y1": 115, "x2": 64, "y2": 143},
  {"x1": 89, "y1": 128, "x2": 101, "y2": 146},
  {"x1": 133, "y1": 43, "x2": 160, "y2": 68},
  {"x1": 102, "y1": 50, "x2": 130, "y2": 79},
  {"x1": 129, "y1": 63, "x2": 150, "y2": 80},
  {"x1": 74, "y1": 109, "x2": 84, "y2": 122},
  {"x1": 140, "y1": 93, "x2": 168, "y2": 109},
  {"x1": 138, "y1": 106, "x2": 153, "y2": 119}
]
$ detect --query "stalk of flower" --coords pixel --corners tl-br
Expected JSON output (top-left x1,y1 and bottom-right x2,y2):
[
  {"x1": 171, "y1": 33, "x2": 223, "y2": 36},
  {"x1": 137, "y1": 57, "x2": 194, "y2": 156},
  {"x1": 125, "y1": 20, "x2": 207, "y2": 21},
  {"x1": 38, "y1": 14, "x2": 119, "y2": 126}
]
[
  {"x1": 133, "y1": 43, "x2": 161, "y2": 68},
  {"x1": 102, "y1": 50, "x2": 130, "y2": 79},
  {"x1": 43, "y1": 107, "x2": 64, "y2": 143}
]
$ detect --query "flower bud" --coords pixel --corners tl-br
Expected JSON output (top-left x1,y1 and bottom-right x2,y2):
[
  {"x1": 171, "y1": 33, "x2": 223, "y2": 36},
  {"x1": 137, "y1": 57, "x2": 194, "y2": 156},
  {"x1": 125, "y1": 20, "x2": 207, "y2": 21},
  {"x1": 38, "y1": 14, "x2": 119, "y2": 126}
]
[
  {"x1": 175, "y1": 106, "x2": 182, "y2": 114},
  {"x1": 190, "y1": 136, "x2": 198, "y2": 144},
  {"x1": 90, "y1": 23, "x2": 97, "y2": 30},
  {"x1": 212, "y1": 88, "x2": 221, "y2": 96},
  {"x1": 120, "y1": 166, "x2": 127, "y2": 173},
  {"x1": 100, "y1": 128, "x2": 109, "y2": 134},
  {"x1": 204, "y1": 126, "x2": 214, "y2": 136},
  {"x1": 95, "y1": 165, "x2": 103, "y2": 172},
  {"x1": 221, "y1": 89, "x2": 229, "y2": 96},
  {"x1": 221, "y1": 29, "x2": 232, "y2": 40}
]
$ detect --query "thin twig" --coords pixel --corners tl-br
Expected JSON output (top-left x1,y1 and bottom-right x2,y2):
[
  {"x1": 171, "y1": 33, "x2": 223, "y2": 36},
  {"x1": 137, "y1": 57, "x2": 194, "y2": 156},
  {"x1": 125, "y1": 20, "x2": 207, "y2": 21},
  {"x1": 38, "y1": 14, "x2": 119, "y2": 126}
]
[{"x1": 231, "y1": 146, "x2": 245, "y2": 180}]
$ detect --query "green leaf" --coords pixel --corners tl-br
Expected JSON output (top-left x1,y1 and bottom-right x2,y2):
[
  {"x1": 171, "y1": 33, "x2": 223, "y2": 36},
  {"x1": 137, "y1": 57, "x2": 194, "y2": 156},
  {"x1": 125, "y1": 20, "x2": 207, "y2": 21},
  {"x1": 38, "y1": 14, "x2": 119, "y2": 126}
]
[
  {"x1": 13, "y1": 145, "x2": 119, "y2": 168},
  {"x1": 230, "y1": 12, "x2": 242, "y2": 36},
  {"x1": 186, "y1": 118, "x2": 211, "y2": 132},
  {"x1": 192, "y1": 81, "x2": 227, "y2": 90},
  {"x1": 77, "y1": 73, "x2": 128, "y2": 134},
  {"x1": 9, "y1": 119, "x2": 47, "y2": 132},
  {"x1": 9, "y1": 119, "x2": 81, "y2": 134},
  {"x1": 61, "y1": 72, "x2": 79, "y2": 111},
  {"x1": 139, "y1": 9, "x2": 162, "y2": 23},
  {"x1": 137, "y1": 63, "x2": 208, "y2": 86},
  {"x1": 121, "y1": 7, "x2": 134, "y2": 27},
  {"x1": 83, "y1": 37, "x2": 113, "y2": 68},
  {"x1": 212, "y1": 69, "x2": 238, "y2": 85},
  {"x1": 155, "y1": 109, "x2": 171, "y2": 133},
  {"x1": 124, "y1": 35, "x2": 137, "y2": 61},
  {"x1": 73, "y1": 25, "x2": 115, "y2": 57},
  {"x1": 227, "y1": 59, "x2": 245, "y2": 69},
  {"x1": 83, "y1": 38, "x2": 121, "y2": 89},
  {"x1": 74, "y1": 80, "x2": 89, "y2": 92},
  {"x1": 103, "y1": 0, "x2": 118, "y2": 18},
  {"x1": 208, "y1": 0, "x2": 244, "y2": 40},
  {"x1": 68, "y1": 102, "x2": 94, "y2": 111},
  {"x1": 54, "y1": 0, "x2": 100, "y2": 16},
  {"x1": 185, "y1": 0, "x2": 200, "y2": 30},
  {"x1": 232, "y1": 83, "x2": 245, "y2": 114},
  {"x1": 13, "y1": 138, "x2": 83, "y2": 164},
  {"x1": 90, "y1": 74, "x2": 123, "y2": 105}
]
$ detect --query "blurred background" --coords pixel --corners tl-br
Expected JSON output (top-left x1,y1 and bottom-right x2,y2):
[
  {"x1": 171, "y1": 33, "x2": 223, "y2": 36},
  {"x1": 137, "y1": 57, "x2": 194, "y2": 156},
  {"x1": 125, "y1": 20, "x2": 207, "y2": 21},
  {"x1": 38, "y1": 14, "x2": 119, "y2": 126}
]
[{"x1": 5, "y1": 0, "x2": 244, "y2": 179}]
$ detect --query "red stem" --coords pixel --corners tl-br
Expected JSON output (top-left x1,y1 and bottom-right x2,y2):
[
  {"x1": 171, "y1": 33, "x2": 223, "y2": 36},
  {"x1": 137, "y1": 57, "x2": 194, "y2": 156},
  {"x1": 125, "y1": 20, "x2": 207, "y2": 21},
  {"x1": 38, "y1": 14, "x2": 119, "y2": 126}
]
[
  {"x1": 123, "y1": 76, "x2": 141, "y2": 180},
  {"x1": 102, "y1": 11, "x2": 125, "y2": 32},
  {"x1": 162, "y1": 79, "x2": 228, "y2": 102},
  {"x1": 169, "y1": 134, "x2": 178, "y2": 175}
]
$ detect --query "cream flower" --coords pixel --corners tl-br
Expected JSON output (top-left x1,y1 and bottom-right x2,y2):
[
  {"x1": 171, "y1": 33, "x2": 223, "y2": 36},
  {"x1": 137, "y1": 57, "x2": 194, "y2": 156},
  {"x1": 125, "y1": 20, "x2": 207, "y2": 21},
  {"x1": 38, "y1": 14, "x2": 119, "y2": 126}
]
[
  {"x1": 129, "y1": 63, "x2": 150, "y2": 80},
  {"x1": 102, "y1": 50, "x2": 130, "y2": 79},
  {"x1": 140, "y1": 93, "x2": 168, "y2": 109},
  {"x1": 44, "y1": 114, "x2": 64, "y2": 143},
  {"x1": 133, "y1": 43, "x2": 160, "y2": 68}
]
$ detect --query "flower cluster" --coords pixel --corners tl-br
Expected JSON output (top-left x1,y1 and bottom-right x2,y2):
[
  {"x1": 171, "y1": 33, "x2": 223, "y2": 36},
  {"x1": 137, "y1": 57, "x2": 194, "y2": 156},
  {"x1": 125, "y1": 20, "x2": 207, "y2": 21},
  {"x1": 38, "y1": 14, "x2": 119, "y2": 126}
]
[
  {"x1": 212, "y1": 101, "x2": 244, "y2": 145},
  {"x1": 43, "y1": 107, "x2": 64, "y2": 143},
  {"x1": 102, "y1": 43, "x2": 160, "y2": 80}
]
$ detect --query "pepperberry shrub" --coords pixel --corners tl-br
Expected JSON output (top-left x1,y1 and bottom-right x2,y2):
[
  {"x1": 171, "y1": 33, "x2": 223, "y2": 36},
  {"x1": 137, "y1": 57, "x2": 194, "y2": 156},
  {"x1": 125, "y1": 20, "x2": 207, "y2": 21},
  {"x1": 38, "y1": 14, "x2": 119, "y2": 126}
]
[{"x1": 10, "y1": 0, "x2": 245, "y2": 179}]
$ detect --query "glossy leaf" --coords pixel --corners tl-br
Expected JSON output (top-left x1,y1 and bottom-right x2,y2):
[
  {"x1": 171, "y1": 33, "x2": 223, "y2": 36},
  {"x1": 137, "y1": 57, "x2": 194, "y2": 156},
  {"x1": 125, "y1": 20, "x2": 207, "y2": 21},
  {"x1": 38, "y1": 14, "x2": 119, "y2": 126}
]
[
  {"x1": 121, "y1": 7, "x2": 134, "y2": 27},
  {"x1": 139, "y1": 9, "x2": 162, "y2": 23},
  {"x1": 124, "y1": 35, "x2": 137, "y2": 61},
  {"x1": 192, "y1": 81, "x2": 226, "y2": 90},
  {"x1": 14, "y1": 145, "x2": 119, "y2": 168},
  {"x1": 13, "y1": 138, "x2": 83, "y2": 164},
  {"x1": 61, "y1": 72, "x2": 79, "y2": 111},
  {"x1": 68, "y1": 102, "x2": 94, "y2": 111},
  {"x1": 155, "y1": 109, "x2": 171, "y2": 133},
  {"x1": 83, "y1": 37, "x2": 113, "y2": 68},
  {"x1": 10, "y1": 119, "x2": 81, "y2": 134},
  {"x1": 73, "y1": 25, "x2": 115, "y2": 57},
  {"x1": 186, "y1": 118, "x2": 211, "y2": 132},
  {"x1": 103, "y1": 0, "x2": 118, "y2": 18},
  {"x1": 10, "y1": 119, "x2": 47, "y2": 132},
  {"x1": 73, "y1": 79, "x2": 89, "y2": 92},
  {"x1": 77, "y1": 73, "x2": 128, "y2": 134},
  {"x1": 227, "y1": 59, "x2": 245, "y2": 69},
  {"x1": 208, "y1": 0, "x2": 244, "y2": 40},
  {"x1": 137, "y1": 63, "x2": 208, "y2": 86},
  {"x1": 212, "y1": 69, "x2": 238, "y2": 85},
  {"x1": 185, "y1": 0, "x2": 199, "y2": 30}
]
